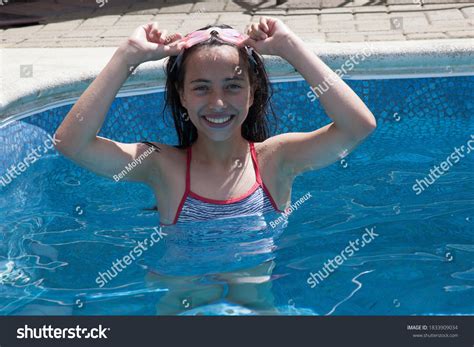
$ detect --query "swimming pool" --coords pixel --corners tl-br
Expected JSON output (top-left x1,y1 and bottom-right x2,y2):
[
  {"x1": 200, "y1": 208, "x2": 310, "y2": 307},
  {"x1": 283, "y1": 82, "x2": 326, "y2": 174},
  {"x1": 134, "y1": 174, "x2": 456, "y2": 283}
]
[{"x1": 0, "y1": 75, "x2": 473, "y2": 315}]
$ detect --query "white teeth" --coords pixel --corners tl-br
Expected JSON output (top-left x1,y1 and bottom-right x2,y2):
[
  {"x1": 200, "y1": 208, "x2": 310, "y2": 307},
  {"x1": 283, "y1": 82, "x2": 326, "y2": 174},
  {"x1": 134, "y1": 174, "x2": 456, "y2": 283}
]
[{"x1": 204, "y1": 115, "x2": 232, "y2": 124}]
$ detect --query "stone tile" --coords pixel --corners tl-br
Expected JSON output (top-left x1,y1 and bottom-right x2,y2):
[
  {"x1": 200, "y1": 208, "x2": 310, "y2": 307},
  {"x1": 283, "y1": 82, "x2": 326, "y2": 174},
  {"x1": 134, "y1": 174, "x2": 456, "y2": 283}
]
[
  {"x1": 158, "y1": 3, "x2": 194, "y2": 13},
  {"x1": 217, "y1": 13, "x2": 253, "y2": 22},
  {"x1": 25, "y1": 30, "x2": 64, "y2": 39},
  {"x1": 61, "y1": 30, "x2": 107, "y2": 38},
  {"x1": 125, "y1": 8, "x2": 162, "y2": 15},
  {"x1": 56, "y1": 39, "x2": 101, "y2": 48},
  {"x1": 320, "y1": 13, "x2": 354, "y2": 22},
  {"x1": 326, "y1": 33, "x2": 365, "y2": 42},
  {"x1": 355, "y1": 13, "x2": 390, "y2": 21},
  {"x1": 320, "y1": 23, "x2": 356, "y2": 32},
  {"x1": 100, "y1": 28, "x2": 135, "y2": 37},
  {"x1": 356, "y1": 20, "x2": 392, "y2": 31},
  {"x1": 2, "y1": 26, "x2": 44, "y2": 38},
  {"x1": 287, "y1": 8, "x2": 321, "y2": 15},
  {"x1": 14, "y1": 39, "x2": 61, "y2": 48},
  {"x1": 79, "y1": 15, "x2": 121, "y2": 27},
  {"x1": 401, "y1": 25, "x2": 448, "y2": 33},
  {"x1": 406, "y1": 32, "x2": 448, "y2": 39},
  {"x1": 430, "y1": 20, "x2": 471, "y2": 29},
  {"x1": 95, "y1": 38, "x2": 128, "y2": 47},
  {"x1": 117, "y1": 14, "x2": 155, "y2": 22},
  {"x1": 446, "y1": 30, "x2": 474, "y2": 38},
  {"x1": 427, "y1": 9, "x2": 465, "y2": 21},
  {"x1": 40, "y1": 20, "x2": 84, "y2": 31},
  {"x1": 352, "y1": 6, "x2": 387, "y2": 13},
  {"x1": 366, "y1": 33, "x2": 406, "y2": 41},
  {"x1": 191, "y1": 2, "x2": 227, "y2": 12},
  {"x1": 223, "y1": 1, "x2": 245, "y2": 11}
]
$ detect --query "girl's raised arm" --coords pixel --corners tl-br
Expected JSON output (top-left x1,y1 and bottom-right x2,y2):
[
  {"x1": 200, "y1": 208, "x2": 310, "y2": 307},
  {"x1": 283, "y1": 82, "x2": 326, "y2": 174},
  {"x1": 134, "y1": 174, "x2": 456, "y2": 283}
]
[
  {"x1": 245, "y1": 17, "x2": 377, "y2": 176},
  {"x1": 54, "y1": 23, "x2": 185, "y2": 183}
]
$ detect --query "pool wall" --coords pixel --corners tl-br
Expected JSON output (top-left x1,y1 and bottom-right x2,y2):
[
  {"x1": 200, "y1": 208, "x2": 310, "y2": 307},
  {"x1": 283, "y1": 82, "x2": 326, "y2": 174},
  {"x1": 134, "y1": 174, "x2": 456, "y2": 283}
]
[{"x1": 1, "y1": 75, "x2": 473, "y2": 178}]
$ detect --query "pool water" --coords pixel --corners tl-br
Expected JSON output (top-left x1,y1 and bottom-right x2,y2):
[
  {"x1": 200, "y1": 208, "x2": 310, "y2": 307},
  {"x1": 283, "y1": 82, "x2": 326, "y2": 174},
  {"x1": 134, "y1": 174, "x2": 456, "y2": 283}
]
[{"x1": 0, "y1": 76, "x2": 473, "y2": 315}]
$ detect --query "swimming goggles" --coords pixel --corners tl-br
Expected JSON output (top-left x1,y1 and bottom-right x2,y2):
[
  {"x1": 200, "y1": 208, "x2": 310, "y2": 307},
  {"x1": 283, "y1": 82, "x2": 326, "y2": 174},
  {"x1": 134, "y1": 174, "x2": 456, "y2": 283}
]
[{"x1": 170, "y1": 27, "x2": 257, "y2": 72}]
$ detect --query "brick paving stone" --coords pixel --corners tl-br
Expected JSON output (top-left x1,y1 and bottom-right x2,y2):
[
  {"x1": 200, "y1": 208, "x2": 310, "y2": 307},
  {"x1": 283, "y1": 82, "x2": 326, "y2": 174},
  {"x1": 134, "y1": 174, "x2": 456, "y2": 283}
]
[
  {"x1": 352, "y1": 6, "x2": 387, "y2": 13},
  {"x1": 461, "y1": 7, "x2": 474, "y2": 17},
  {"x1": 101, "y1": 28, "x2": 135, "y2": 37},
  {"x1": 95, "y1": 38, "x2": 128, "y2": 47},
  {"x1": 217, "y1": 13, "x2": 253, "y2": 22},
  {"x1": 320, "y1": 23, "x2": 357, "y2": 32},
  {"x1": 14, "y1": 39, "x2": 61, "y2": 48},
  {"x1": 446, "y1": 30, "x2": 474, "y2": 38},
  {"x1": 427, "y1": 9, "x2": 465, "y2": 21},
  {"x1": 388, "y1": 12, "x2": 428, "y2": 19},
  {"x1": 25, "y1": 30, "x2": 64, "y2": 39},
  {"x1": 80, "y1": 15, "x2": 121, "y2": 27},
  {"x1": 57, "y1": 39, "x2": 101, "y2": 48},
  {"x1": 430, "y1": 20, "x2": 472, "y2": 29},
  {"x1": 401, "y1": 25, "x2": 449, "y2": 33},
  {"x1": 320, "y1": 13, "x2": 354, "y2": 22},
  {"x1": 159, "y1": 3, "x2": 194, "y2": 13},
  {"x1": 355, "y1": 13, "x2": 390, "y2": 20},
  {"x1": 40, "y1": 20, "x2": 84, "y2": 31},
  {"x1": 223, "y1": 1, "x2": 245, "y2": 11},
  {"x1": 117, "y1": 14, "x2": 156, "y2": 22},
  {"x1": 319, "y1": 7, "x2": 354, "y2": 14},
  {"x1": 2, "y1": 0, "x2": 472, "y2": 48},
  {"x1": 287, "y1": 8, "x2": 321, "y2": 15},
  {"x1": 192, "y1": 2, "x2": 230, "y2": 12},
  {"x1": 406, "y1": 32, "x2": 448, "y2": 39},
  {"x1": 365, "y1": 33, "x2": 406, "y2": 40},
  {"x1": 3, "y1": 26, "x2": 44, "y2": 37},
  {"x1": 126, "y1": 9, "x2": 162, "y2": 15},
  {"x1": 357, "y1": 20, "x2": 392, "y2": 31},
  {"x1": 326, "y1": 33, "x2": 366, "y2": 42},
  {"x1": 61, "y1": 30, "x2": 107, "y2": 38}
]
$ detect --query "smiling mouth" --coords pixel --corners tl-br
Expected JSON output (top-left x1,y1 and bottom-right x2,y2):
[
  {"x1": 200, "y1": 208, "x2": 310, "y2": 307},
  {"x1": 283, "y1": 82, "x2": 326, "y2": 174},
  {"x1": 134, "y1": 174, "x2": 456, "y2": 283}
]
[{"x1": 202, "y1": 114, "x2": 236, "y2": 127}]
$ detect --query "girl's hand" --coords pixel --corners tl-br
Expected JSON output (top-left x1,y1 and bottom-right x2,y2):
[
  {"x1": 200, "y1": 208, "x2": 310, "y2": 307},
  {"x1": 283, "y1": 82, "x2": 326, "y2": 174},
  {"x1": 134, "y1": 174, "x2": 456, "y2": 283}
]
[
  {"x1": 118, "y1": 22, "x2": 186, "y2": 66},
  {"x1": 244, "y1": 17, "x2": 296, "y2": 57}
]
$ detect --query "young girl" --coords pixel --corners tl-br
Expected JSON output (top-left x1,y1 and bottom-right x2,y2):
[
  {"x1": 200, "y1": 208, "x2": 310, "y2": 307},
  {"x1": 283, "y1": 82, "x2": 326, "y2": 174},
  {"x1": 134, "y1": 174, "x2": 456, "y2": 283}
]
[{"x1": 54, "y1": 17, "x2": 376, "y2": 314}]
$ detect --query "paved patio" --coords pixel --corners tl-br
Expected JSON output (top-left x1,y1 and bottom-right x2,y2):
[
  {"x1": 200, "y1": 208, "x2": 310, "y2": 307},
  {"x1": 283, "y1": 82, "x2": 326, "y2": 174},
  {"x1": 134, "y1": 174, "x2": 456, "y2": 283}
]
[{"x1": 1, "y1": 0, "x2": 473, "y2": 48}]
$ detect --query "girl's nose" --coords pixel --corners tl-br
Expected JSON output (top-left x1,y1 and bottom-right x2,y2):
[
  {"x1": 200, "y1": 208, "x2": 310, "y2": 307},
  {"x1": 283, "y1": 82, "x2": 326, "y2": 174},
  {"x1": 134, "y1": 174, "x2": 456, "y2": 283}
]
[{"x1": 209, "y1": 92, "x2": 226, "y2": 110}]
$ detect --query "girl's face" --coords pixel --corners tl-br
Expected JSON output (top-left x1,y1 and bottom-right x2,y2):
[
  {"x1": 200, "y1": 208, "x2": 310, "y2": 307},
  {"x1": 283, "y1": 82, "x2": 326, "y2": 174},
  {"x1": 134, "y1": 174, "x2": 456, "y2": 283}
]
[{"x1": 178, "y1": 45, "x2": 254, "y2": 142}]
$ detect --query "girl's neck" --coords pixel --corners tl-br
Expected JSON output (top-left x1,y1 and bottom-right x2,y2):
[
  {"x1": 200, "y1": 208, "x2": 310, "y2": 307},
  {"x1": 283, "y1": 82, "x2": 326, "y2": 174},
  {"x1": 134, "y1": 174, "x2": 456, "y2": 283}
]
[{"x1": 192, "y1": 135, "x2": 249, "y2": 168}]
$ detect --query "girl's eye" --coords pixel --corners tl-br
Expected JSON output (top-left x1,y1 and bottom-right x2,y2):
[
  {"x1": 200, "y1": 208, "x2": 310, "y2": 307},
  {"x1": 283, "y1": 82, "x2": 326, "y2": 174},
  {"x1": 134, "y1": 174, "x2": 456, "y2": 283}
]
[
  {"x1": 228, "y1": 84, "x2": 242, "y2": 90},
  {"x1": 193, "y1": 86, "x2": 208, "y2": 91}
]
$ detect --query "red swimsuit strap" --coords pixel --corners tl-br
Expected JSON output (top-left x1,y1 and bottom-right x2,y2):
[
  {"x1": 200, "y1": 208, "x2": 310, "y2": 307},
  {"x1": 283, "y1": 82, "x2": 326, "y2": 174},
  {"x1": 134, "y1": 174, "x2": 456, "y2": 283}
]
[
  {"x1": 249, "y1": 142, "x2": 263, "y2": 185},
  {"x1": 169, "y1": 147, "x2": 192, "y2": 225},
  {"x1": 249, "y1": 142, "x2": 282, "y2": 212}
]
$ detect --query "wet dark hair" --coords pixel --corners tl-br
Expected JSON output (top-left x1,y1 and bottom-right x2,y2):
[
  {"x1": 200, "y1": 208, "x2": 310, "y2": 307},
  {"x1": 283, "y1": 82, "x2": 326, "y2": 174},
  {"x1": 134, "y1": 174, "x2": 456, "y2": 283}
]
[{"x1": 163, "y1": 24, "x2": 276, "y2": 148}]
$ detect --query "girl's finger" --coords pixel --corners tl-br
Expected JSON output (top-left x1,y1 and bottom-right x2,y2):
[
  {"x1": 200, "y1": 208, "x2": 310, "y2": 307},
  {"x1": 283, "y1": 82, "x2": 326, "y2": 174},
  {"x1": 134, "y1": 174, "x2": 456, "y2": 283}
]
[
  {"x1": 165, "y1": 33, "x2": 183, "y2": 45},
  {"x1": 248, "y1": 23, "x2": 265, "y2": 40},
  {"x1": 259, "y1": 17, "x2": 269, "y2": 33},
  {"x1": 157, "y1": 29, "x2": 168, "y2": 44}
]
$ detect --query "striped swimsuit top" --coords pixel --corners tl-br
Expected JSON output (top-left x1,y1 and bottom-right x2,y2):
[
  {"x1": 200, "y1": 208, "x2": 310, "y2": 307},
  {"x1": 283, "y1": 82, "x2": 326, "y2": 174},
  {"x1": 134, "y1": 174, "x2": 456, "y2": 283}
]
[{"x1": 164, "y1": 142, "x2": 283, "y2": 225}]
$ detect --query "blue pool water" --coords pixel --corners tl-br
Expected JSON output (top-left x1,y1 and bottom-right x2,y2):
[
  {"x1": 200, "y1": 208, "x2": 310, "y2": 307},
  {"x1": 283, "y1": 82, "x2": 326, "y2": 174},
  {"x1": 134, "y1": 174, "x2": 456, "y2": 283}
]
[{"x1": 0, "y1": 76, "x2": 473, "y2": 315}]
